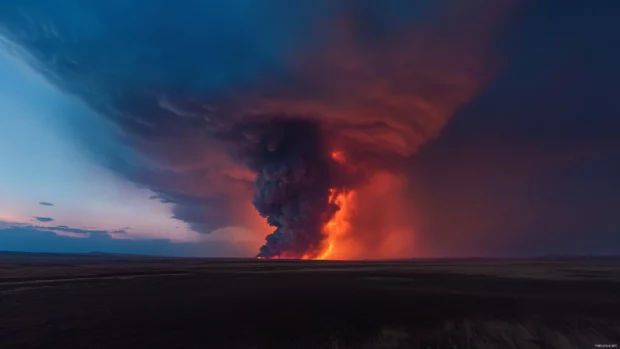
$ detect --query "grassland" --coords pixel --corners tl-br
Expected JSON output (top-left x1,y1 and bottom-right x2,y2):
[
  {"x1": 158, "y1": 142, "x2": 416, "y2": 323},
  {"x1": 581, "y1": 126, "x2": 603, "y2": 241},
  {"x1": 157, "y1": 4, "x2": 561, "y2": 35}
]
[{"x1": 0, "y1": 252, "x2": 619, "y2": 348}]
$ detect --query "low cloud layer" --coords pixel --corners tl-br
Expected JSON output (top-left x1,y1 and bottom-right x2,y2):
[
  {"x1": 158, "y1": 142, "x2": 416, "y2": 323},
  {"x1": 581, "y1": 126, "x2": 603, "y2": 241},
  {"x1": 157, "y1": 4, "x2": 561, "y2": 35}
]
[
  {"x1": 1, "y1": 223, "x2": 125, "y2": 239},
  {"x1": 0, "y1": 225, "x2": 253, "y2": 257}
]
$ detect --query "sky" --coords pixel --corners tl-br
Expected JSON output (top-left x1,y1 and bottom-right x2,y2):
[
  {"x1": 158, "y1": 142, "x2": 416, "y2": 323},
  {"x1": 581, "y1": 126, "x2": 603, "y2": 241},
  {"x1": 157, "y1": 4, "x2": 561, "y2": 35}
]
[
  {"x1": 0, "y1": 0, "x2": 618, "y2": 258},
  {"x1": 0, "y1": 48, "x2": 263, "y2": 256}
]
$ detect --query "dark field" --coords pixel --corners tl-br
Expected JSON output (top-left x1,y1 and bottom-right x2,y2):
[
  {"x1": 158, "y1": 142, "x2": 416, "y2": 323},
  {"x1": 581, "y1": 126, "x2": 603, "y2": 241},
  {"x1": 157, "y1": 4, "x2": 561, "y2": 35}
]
[{"x1": 1, "y1": 252, "x2": 619, "y2": 349}]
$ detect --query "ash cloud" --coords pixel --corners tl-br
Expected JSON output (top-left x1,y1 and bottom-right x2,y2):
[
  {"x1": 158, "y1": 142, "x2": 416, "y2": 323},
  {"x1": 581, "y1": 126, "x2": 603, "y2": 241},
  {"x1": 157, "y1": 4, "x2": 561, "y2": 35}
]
[
  {"x1": 220, "y1": 119, "x2": 340, "y2": 257},
  {"x1": 0, "y1": 0, "x2": 512, "y2": 257}
]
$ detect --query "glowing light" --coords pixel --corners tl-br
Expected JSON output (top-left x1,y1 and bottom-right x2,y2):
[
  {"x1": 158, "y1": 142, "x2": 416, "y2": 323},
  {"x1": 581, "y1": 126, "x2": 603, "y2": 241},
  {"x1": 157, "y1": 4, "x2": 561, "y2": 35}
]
[
  {"x1": 331, "y1": 150, "x2": 346, "y2": 164},
  {"x1": 317, "y1": 242, "x2": 334, "y2": 260},
  {"x1": 316, "y1": 189, "x2": 355, "y2": 260},
  {"x1": 307, "y1": 149, "x2": 355, "y2": 260}
]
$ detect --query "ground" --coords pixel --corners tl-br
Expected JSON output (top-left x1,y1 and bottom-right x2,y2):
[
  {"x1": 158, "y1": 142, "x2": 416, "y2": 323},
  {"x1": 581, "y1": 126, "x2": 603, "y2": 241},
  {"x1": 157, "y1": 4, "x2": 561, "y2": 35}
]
[{"x1": 0, "y1": 252, "x2": 619, "y2": 348}]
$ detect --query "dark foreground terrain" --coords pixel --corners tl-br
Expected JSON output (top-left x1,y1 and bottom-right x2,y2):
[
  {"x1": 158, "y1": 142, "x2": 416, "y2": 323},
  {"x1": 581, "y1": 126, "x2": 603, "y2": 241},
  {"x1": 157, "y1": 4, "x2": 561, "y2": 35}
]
[{"x1": 1, "y1": 252, "x2": 619, "y2": 349}]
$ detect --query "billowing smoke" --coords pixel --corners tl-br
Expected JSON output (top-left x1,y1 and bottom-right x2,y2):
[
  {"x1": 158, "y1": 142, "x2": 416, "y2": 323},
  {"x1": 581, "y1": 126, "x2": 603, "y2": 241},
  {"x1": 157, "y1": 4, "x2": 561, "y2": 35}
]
[{"x1": 219, "y1": 119, "x2": 340, "y2": 258}]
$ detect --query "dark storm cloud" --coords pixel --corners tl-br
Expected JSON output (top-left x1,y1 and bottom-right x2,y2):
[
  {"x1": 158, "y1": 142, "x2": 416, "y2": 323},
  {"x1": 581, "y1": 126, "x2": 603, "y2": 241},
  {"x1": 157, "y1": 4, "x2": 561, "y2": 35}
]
[
  {"x1": 3, "y1": 0, "x2": 616, "y2": 257},
  {"x1": 0, "y1": 0, "x2": 333, "y2": 237},
  {"x1": 0, "y1": 0, "x2": 510, "y2": 253},
  {"x1": 33, "y1": 217, "x2": 54, "y2": 222},
  {"x1": 150, "y1": 191, "x2": 240, "y2": 234},
  {"x1": 39, "y1": 202, "x2": 54, "y2": 206}
]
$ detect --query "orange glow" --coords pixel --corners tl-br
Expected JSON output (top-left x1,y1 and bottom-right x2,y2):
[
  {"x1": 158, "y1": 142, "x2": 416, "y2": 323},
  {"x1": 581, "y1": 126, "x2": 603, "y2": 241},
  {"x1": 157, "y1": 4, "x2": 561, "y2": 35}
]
[
  {"x1": 348, "y1": 172, "x2": 417, "y2": 259},
  {"x1": 238, "y1": 0, "x2": 516, "y2": 172},
  {"x1": 331, "y1": 150, "x2": 346, "y2": 164},
  {"x1": 311, "y1": 188, "x2": 356, "y2": 260},
  {"x1": 308, "y1": 149, "x2": 357, "y2": 260},
  {"x1": 255, "y1": 152, "x2": 417, "y2": 261},
  {"x1": 317, "y1": 242, "x2": 334, "y2": 260}
]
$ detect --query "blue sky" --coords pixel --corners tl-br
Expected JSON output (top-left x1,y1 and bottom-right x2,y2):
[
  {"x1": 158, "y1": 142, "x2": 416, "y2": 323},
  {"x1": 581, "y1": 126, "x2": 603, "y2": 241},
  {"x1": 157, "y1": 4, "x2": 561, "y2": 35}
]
[{"x1": 0, "y1": 48, "x2": 262, "y2": 256}]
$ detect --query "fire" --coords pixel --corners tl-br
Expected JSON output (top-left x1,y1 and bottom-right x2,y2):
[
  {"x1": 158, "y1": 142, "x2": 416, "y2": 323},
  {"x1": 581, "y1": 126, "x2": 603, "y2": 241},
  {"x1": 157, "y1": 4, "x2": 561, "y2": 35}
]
[
  {"x1": 310, "y1": 150, "x2": 355, "y2": 260},
  {"x1": 296, "y1": 189, "x2": 353, "y2": 260},
  {"x1": 315, "y1": 188, "x2": 355, "y2": 260},
  {"x1": 318, "y1": 242, "x2": 334, "y2": 260}
]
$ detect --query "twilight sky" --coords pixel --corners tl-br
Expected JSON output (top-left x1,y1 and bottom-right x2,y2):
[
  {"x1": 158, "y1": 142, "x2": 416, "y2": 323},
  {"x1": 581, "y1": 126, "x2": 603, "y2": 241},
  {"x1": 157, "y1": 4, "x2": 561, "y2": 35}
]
[{"x1": 0, "y1": 0, "x2": 618, "y2": 258}]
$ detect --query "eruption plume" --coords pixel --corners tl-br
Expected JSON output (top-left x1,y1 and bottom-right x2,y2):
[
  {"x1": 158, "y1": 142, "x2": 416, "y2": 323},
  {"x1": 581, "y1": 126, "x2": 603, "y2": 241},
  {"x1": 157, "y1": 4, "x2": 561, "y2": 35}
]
[
  {"x1": 220, "y1": 119, "x2": 344, "y2": 258},
  {"x1": 212, "y1": 0, "x2": 514, "y2": 259}
]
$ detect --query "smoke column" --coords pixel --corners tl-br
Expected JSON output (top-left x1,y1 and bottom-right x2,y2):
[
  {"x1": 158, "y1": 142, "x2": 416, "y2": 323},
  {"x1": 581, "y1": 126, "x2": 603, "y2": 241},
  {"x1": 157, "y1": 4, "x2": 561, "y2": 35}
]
[{"x1": 221, "y1": 119, "x2": 342, "y2": 258}]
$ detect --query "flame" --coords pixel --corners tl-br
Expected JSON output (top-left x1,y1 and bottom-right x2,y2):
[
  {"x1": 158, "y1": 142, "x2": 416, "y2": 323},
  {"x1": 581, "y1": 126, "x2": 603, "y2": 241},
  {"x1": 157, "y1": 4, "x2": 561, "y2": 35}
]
[
  {"x1": 316, "y1": 189, "x2": 353, "y2": 259},
  {"x1": 318, "y1": 242, "x2": 334, "y2": 260},
  {"x1": 308, "y1": 149, "x2": 356, "y2": 260},
  {"x1": 298, "y1": 189, "x2": 353, "y2": 261}
]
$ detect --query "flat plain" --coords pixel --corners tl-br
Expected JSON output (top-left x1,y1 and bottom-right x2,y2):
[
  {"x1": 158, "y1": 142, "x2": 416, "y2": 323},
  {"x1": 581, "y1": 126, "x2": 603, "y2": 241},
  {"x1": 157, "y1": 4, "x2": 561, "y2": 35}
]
[{"x1": 1, "y1": 252, "x2": 619, "y2": 348}]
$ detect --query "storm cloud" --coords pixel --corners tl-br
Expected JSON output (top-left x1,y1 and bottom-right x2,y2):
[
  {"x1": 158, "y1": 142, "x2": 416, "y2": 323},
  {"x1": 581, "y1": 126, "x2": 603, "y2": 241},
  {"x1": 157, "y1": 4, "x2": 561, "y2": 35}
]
[{"x1": 1, "y1": 0, "x2": 617, "y2": 257}]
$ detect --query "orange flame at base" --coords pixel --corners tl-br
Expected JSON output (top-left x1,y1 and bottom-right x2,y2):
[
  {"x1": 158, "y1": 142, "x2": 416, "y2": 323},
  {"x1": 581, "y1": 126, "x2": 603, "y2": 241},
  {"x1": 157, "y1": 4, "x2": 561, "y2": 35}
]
[
  {"x1": 304, "y1": 189, "x2": 355, "y2": 260},
  {"x1": 257, "y1": 171, "x2": 417, "y2": 261},
  {"x1": 317, "y1": 242, "x2": 334, "y2": 260}
]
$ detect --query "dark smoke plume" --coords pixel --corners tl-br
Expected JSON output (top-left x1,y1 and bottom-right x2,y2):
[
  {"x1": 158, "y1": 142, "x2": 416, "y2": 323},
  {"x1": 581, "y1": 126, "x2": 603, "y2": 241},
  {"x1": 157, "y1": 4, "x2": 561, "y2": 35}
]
[{"x1": 220, "y1": 119, "x2": 340, "y2": 258}]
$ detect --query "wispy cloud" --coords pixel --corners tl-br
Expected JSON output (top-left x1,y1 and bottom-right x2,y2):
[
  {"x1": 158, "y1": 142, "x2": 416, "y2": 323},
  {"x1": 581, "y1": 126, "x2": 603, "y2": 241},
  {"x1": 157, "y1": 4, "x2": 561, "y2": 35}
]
[
  {"x1": 33, "y1": 216, "x2": 54, "y2": 222},
  {"x1": 50, "y1": 230, "x2": 90, "y2": 239},
  {"x1": 0, "y1": 223, "x2": 127, "y2": 240},
  {"x1": 39, "y1": 202, "x2": 54, "y2": 206}
]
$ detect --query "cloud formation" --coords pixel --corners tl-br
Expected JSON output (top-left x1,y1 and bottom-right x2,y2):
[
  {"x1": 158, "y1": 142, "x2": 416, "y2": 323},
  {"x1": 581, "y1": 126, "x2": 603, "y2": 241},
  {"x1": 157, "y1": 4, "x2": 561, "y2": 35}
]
[
  {"x1": 0, "y1": 0, "x2": 512, "y2": 249},
  {"x1": 3, "y1": 1, "x2": 617, "y2": 257},
  {"x1": 33, "y1": 216, "x2": 54, "y2": 222},
  {"x1": 38, "y1": 202, "x2": 54, "y2": 206},
  {"x1": 1, "y1": 223, "x2": 127, "y2": 239}
]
